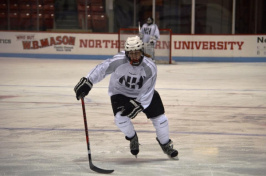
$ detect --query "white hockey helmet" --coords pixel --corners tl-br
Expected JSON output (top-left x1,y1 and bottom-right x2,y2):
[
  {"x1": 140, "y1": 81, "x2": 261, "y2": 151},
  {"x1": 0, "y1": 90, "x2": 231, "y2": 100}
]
[
  {"x1": 125, "y1": 36, "x2": 144, "y2": 52},
  {"x1": 125, "y1": 36, "x2": 144, "y2": 66}
]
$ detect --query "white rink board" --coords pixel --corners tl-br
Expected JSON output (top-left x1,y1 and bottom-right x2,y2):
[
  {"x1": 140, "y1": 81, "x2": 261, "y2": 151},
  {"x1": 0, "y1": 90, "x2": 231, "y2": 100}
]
[
  {"x1": 0, "y1": 32, "x2": 118, "y2": 55},
  {"x1": 0, "y1": 31, "x2": 265, "y2": 59},
  {"x1": 172, "y1": 35, "x2": 266, "y2": 57}
]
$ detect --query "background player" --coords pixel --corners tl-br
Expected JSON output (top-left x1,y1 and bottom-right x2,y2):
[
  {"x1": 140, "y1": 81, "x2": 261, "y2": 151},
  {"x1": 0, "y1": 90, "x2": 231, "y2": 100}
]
[
  {"x1": 74, "y1": 36, "x2": 178, "y2": 159},
  {"x1": 139, "y1": 17, "x2": 160, "y2": 60}
]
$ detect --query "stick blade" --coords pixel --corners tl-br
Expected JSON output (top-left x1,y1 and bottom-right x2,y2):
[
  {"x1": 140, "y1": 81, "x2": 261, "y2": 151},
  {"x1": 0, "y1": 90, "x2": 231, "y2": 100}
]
[{"x1": 89, "y1": 160, "x2": 114, "y2": 174}]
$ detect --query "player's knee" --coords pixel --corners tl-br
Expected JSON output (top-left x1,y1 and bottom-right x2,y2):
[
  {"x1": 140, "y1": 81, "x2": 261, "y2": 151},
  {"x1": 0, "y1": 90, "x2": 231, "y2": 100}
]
[
  {"x1": 150, "y1": 114, "x2": 168, "y2": 128},
  {"x1": 114, "y1": 111, "x2": 131, "y2": 128}
]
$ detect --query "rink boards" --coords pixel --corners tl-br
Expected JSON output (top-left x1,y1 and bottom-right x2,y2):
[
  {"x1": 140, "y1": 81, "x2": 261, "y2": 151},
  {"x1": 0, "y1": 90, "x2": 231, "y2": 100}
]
[{"x1": 0, "y1": 31, "x2": 265, "y2": 62}]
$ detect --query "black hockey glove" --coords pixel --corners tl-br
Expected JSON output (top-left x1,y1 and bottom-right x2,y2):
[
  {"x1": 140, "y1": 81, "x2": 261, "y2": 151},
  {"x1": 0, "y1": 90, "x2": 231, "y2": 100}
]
[
  {"x1": 74, "y1": 77, "x2": 93, "y2": 100},
  {"x1": 121, "y1": 100, "x2": 144, "y2": 119}
]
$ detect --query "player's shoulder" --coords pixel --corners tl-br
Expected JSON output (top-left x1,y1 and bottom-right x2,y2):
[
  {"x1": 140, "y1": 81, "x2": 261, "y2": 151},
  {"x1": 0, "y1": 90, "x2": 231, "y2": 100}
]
[
  {"x1": 142, "y1": 56, "x2": 157, "y2": 69},
  {"x1": 104, "y1": 51, "x2": 127, "y2": 66},
  {"x1": 112, "y1": 51, "x2": 127, "y2": 61},
  {"x1": 152, "y1": 23, "x2": 159, "y2": 28},
  {"x1": 141, "y1": 57, "x2": 157, "y2": 77}
]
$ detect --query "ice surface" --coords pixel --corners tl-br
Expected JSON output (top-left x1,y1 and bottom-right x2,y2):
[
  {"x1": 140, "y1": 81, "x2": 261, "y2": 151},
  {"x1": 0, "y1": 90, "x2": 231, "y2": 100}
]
[{"x1": 0, "y1": 57, "x2": 266, "y2": 176}]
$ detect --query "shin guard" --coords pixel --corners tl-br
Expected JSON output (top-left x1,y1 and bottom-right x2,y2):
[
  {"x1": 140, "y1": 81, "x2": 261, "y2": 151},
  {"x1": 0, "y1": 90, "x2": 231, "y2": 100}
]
[{"x1": 150, "y1": 114, "x2": 169, "y2": 145}]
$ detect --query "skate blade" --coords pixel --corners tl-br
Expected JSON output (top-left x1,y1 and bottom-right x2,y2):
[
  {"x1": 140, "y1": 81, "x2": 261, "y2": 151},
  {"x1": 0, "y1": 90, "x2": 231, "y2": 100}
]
[{"x1": 168, "y1": 155, "x2": 179, "y2": 160}]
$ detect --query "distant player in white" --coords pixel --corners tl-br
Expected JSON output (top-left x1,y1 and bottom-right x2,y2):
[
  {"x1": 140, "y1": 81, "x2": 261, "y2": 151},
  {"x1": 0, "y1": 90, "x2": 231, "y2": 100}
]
[
  {"x1": 74, "y1": 36, "x2": 178, "y2": 158},
  {"x1": 140, "y1": 17, "x2": 160, "y2": 60}
]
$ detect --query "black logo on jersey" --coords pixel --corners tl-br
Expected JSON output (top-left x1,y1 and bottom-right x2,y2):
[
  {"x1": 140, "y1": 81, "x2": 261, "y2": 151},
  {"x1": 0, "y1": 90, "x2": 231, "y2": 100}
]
[
  {"x1": 144, "y1": 27, "x2": 151, "y2": 35},
  {"x1": 119, "y1": 75, "x2": 145, "y2": 89}
]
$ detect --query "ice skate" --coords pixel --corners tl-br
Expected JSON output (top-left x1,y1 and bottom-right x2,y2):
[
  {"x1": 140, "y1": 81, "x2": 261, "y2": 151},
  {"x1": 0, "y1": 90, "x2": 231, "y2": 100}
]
[
  {"x1": 156, "y1": 138, "x2": 178, "y2": 158},
  {"x1": 126, "y1": 133, "x2": 139, "y2": 158}
]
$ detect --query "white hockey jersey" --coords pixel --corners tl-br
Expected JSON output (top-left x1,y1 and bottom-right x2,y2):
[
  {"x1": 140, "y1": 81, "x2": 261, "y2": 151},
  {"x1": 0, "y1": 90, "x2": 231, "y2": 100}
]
[
  {"x1": 86, "y1": 51, "x2": 157, "y2": 109},
  {"x1": 140, "y1": 23, "x2": 160, "y2": 43}
]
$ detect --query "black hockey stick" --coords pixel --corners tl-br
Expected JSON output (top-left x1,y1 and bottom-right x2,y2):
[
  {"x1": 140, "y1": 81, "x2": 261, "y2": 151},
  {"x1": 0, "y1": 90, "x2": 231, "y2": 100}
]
[{"x1": 80, "y1": 97, "x2": 114, "y2": 174}]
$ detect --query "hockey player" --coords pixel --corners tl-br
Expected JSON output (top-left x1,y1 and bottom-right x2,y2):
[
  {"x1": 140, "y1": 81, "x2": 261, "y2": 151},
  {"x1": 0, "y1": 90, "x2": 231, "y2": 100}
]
[
  {"x1": 139, "y1": 17, "x2": 160, "y2": 60},
  {"x1": 74, "y1": 36, "x2": 178, "y2": 158}
]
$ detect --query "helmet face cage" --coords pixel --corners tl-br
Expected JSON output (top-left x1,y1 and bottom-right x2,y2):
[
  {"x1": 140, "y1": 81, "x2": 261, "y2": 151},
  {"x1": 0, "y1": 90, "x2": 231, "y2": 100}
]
[
  {"x1": 125, "y1": 36, "x2": 144, "y2": 66},
  {"x1": 147, "y1": 17, "x2": 153, "y2": 25}
]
